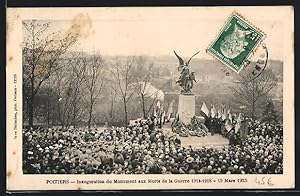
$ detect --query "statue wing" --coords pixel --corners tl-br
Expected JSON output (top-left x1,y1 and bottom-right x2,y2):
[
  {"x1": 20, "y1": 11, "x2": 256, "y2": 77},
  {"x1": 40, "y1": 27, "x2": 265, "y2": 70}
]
[
  {"x1": 174, "y1": 51, "x2": 184, "y2": 66},
  {"x1": 187, "y1": 51, "x2": 200, "y2": 65}
]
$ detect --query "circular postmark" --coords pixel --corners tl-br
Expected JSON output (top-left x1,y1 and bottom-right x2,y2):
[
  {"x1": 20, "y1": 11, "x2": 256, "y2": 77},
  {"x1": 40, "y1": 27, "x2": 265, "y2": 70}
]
[
  {"x1": 219, "y1": 43, "x2": 269, "y2": 83},
  {"x1": 237, "y1": 43, "x2": 269, "y2": 83}
]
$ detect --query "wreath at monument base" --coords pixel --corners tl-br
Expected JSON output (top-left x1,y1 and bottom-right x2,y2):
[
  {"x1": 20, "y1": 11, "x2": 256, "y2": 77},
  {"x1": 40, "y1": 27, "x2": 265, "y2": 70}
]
[{"x1": 171, "y1": 116, "x2": 209, "y2": 137}]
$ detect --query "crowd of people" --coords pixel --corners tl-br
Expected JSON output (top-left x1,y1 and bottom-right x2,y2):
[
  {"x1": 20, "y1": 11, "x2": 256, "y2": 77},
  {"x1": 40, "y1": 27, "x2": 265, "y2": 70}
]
[{"x1": 23, "y1": 115, "x2": 283, "y2": 175}]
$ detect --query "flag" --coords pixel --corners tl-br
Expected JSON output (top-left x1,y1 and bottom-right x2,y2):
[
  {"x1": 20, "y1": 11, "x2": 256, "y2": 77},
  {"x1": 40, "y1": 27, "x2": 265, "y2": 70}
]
[
  {"x1": 172, "y1": 112, "x2": 179, "y2": 126},
  {"x1": 156, "y1": 100, "x2": 161, "y2": 109},
  {"x1": 221, "y1": 104, "x2": 225, "y2": 111},
  {"x1": 217, "y1": 109, "x2": 222, "y2": 119},
  {"x1": 227, "y1": 108, "x2": 231, "y2": 115},
  {"x1": 161, "y1": 111, "x2": 166, "y2": 125},
  {"x1": 167, "y1": 112, "x2": 172, "y2": 122},
  {"x1": 226, "y1": 107, "x2": 232, "y2": 122},
  {"x1": 154, "y1": 117, "x2": 157, "y2": 126},
  {"x1": 153, "y1": 106, "x2": 157, "y2": 117},
  {"x1": 160, "y1": 106, "x2": 164, "y2": 115},
  {"x1": 235, "y1": 113, "x2": 242, "y2": 134},
  {"x1": 228, "y1": 113, "x2": 232, "y2": 123},
  {"x1": 200, "y1": 101, "x2": 209, "y2": 118},
  {"x1": 167, "y1": 100, "x2": 174, "y2": 121},
  {"x1": 225, "y1": 119, "x2": 233, "y2": 132},
  {"x1": 175, "y1": 112, "x2": 179, "y2": 123},
  {"x1": 221, "y1": 113, "x2": 226, "y2": 121},
  {"x1": 221, "y1": 108, "x2": 226, "y2": 120},
  {"x1": 210, "y1": 105, "x2": 217, "y2": 118}
]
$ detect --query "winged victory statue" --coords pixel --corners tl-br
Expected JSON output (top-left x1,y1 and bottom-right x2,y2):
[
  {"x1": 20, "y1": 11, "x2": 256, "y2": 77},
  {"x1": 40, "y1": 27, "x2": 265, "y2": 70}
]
[{"x1": 174, "y1": 51, "x2": 199, "y2": 94}]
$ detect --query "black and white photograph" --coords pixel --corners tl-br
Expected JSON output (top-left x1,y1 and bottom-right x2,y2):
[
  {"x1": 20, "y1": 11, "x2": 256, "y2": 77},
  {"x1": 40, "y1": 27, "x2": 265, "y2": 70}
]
[{"x1": 6, "y1": 7, "x2": 294, "y2": 190}]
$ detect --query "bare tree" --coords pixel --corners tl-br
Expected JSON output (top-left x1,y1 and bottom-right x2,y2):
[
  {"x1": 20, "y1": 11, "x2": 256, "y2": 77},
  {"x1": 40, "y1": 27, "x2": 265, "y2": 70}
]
[
  {"x1": 231, "y1": 69, "x2": 277, "y2": 119},
  {"x1": 109, "y1": 57, "x2": 135, "y2": 126},
  {"x1": 104, "y1": 86, "x2": 118, "y2": 124},
  {"x1": 68, "y1": 53, "x2": 88, "y2": 128},
  {"x1": 48, "y1": 52, "x2": 105, "y2": 129},
  {"x1": 80, "y1": 53, "x2": 106, "y2": 128},
  {"x1": 22, "y1": 20, "x2": 79, "y2": 127},
  {"x1": 48, "y1": 55, "x2": 85, "y2": 128},
  {"x1": 45, "y1": 78, "x2": 52, "y2": 127},
  {"x1": 50, "y1": 62, "x2": 70, "y2": 128},
  {"x1": 132, "y1": 56, "x2": 154, "y2": 118}
]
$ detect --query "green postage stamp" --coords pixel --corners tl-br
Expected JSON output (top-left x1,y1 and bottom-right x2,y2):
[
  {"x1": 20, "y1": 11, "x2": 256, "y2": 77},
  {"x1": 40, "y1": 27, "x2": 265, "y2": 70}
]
[{"x1": 207, "y1": 12, "x2": 265, "y2": 73}]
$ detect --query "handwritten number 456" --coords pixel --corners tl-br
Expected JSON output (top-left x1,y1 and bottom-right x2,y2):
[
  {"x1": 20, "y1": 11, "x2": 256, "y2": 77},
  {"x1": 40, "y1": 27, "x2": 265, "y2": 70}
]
[{"x1": 255, "y1": 177, "x2": 274, "y2": 186}]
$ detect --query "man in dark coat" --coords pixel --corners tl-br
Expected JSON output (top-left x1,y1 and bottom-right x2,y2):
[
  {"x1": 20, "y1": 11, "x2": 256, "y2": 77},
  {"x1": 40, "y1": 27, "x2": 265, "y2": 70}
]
[{"x1": 204, "y1": 115, "x2": 211, "y2": 131}]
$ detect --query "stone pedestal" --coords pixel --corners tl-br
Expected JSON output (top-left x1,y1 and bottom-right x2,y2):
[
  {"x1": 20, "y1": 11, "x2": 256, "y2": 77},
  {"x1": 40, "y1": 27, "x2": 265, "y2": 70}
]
[{"x1": 178, "y1": 94, "x2": 195, "y2": 125}]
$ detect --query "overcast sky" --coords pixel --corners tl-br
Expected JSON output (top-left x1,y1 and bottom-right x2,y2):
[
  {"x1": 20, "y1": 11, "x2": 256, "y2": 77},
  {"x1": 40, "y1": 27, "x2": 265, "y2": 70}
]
[{"x1": 25, "y1": 7, "x2": 288, "y2": 60}]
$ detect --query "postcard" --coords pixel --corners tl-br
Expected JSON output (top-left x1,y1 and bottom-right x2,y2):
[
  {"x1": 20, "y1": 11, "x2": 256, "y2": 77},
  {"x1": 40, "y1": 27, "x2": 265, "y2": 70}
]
[{"x1": 6, "y1": 6, "x2": 294, "y2": 191}]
